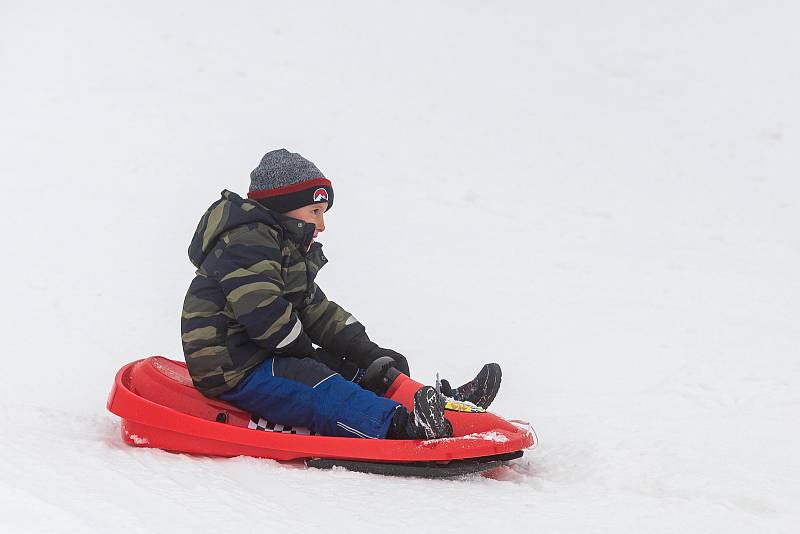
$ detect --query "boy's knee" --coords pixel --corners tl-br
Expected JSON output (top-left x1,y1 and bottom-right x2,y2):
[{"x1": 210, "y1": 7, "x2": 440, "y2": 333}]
[{"x1": 272, "y1": 356, "x2": 337, "y2": 388}]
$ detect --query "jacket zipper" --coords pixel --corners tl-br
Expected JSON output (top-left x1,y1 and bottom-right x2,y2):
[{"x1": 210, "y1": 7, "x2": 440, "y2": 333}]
[{"x1": 300, "y1": 227, "x2": 315, "y2": 304}]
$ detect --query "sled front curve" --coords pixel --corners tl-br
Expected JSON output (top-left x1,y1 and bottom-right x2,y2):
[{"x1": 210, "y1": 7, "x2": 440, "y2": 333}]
[{"x1": 107, "y1": 357, "x2": 536, "y2": 464}]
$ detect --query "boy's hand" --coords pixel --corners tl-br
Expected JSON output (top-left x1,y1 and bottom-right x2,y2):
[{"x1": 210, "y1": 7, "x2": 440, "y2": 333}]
[
  {"x1": 345, "y1": 336, "x2": 410, "y2": 376},
  {"x1": 364, "y1": 347, "x2": 410, "y2": 376}
]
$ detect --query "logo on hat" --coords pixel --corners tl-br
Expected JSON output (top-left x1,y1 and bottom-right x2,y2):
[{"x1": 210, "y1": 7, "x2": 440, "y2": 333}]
[{"x1": 313, "y1": 188, "x2": 329, "y2": 202}]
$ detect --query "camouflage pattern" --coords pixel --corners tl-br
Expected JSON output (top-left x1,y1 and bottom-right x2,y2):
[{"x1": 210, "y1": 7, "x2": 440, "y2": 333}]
[{"x1": 181, "y1": 190, "x2": 370, "y2": 397}]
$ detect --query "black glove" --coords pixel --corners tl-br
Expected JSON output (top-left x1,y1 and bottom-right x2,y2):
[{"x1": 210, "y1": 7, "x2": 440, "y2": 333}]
[
  {"x1": 344, "y1": 335, "x2": 410, "y2": 376},
  {"x1": 362, "y1": 356, "x2": 404, "y2": 395},
  {"x1": 364, "y1": 347, "x2": 410, "y2": 376}
]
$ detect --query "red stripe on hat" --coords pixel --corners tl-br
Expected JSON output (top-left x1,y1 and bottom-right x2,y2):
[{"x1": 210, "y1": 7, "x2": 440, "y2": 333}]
[{"x1": 247, "y1": 178, "x2": 332, "y2": 199}]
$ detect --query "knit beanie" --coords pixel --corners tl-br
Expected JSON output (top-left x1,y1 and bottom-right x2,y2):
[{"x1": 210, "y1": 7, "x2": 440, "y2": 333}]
[{"x1": 247, "y1": 149, "x2": 334, "y2": 213}]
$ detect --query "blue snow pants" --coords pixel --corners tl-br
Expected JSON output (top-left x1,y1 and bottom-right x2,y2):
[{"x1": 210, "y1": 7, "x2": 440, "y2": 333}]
[{"x1": 219, "y1": 356, "x2": 400, "y2": 439}]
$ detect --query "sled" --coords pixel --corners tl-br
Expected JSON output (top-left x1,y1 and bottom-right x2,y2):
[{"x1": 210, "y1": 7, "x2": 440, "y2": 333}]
[{"x1": 106, "y1": 356, "x2": 537, "y2": 478}]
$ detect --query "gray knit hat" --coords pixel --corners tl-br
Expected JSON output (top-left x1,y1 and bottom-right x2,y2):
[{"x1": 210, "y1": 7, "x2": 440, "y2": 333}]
[{"x1": 247, "y1": 149, "x2": 334, "y2": 213}]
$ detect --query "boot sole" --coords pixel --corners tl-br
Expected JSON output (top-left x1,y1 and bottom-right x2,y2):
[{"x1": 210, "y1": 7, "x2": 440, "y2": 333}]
[
  {"x1": 466, "y1": 363, "x2": 502, "y2": 409},
  {"x1": 413, "y1": 386, "x2": 453, "y2": 439}
]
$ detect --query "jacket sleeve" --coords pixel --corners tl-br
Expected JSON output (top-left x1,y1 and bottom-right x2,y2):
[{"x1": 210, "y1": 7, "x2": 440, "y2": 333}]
[
  {"x1": 298, "y1": 284, "x2": 378, "y2": 365},
  {"x1": 201, "y1": 224, "x2": 305, "y2": 353}
]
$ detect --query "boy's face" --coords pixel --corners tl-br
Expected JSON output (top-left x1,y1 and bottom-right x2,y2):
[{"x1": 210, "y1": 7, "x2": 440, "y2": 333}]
[{"x1": 284, "y1": 202, "x2": 328, "y2": 245}]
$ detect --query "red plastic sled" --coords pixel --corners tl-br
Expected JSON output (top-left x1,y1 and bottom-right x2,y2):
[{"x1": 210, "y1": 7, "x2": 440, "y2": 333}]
[{"x1": 107, "y1": 356, "x2": 536, "y2": 477}]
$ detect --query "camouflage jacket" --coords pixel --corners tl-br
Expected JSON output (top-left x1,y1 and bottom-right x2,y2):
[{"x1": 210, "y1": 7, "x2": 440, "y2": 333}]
[{"x1": 181, "y1": 190, "x2": 372, "y2": 397}]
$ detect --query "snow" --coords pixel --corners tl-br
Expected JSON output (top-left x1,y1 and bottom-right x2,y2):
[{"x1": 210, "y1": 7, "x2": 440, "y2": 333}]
[
  {"x1": 1, "y1": 1, "x2": 799, "y2": 532},
  {"x1": 126, "y1": 434, "x2": 150, "y2": 446},
  {"x1": 455, "y1": 432, "x2": 510, "y2": 444}
]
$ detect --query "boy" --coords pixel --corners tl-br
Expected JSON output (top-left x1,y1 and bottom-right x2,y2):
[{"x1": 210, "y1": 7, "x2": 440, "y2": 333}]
[{"x1": 181, "y1": 149, "x2": 501, "y2": 440}]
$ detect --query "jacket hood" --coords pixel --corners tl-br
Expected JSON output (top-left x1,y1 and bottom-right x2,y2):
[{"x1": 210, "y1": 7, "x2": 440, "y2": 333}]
[{"x1": 188, "y1": 190, "x2": 281, "y2": 268}]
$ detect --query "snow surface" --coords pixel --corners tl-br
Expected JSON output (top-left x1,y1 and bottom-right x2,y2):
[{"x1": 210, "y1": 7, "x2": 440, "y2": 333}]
[{"x1": 1, "y1": 1, "x2": 799, "y2": 532}]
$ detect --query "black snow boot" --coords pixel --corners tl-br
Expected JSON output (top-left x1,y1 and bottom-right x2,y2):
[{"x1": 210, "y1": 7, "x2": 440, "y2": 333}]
[
  {"x1": 386, "y1": 386, "x2": 453, "y2": 440},
  {"x1": 439, "y1": 363, "x2": 502, "y2": 409}
]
